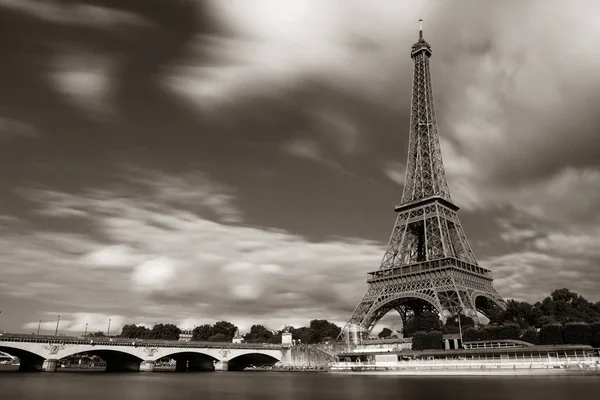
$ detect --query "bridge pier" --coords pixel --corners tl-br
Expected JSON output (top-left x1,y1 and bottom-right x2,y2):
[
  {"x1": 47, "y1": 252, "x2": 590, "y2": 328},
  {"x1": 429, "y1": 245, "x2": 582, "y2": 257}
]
[
  {"x1": 281, "y1": 348, "x2": 292, "y2": 366},
  {"x1": 139, "y1": 361, "x2": 155, "y2": 372},
  {"x1": 42, "y1": 359, "x2": 58, "y2": 372},
  {"x1": 214, "y1": 361, "x2": 228, "y2": 371}
]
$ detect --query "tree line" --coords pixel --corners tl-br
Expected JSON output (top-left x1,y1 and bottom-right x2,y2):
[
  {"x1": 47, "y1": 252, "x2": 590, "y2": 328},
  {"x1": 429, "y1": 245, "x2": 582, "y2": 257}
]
[
  {"x1": 117, "y1": 319, "x2": 342, "y2": 344},
  {"x1": 392, "y1": 288, "x2": 600, "y2": 350},
  {"x1": 190, "y1": 319, "x2": 341, "y2": 344},
  {"x1": 116, "y1": 288, "x2": 599, "y2": 347}
]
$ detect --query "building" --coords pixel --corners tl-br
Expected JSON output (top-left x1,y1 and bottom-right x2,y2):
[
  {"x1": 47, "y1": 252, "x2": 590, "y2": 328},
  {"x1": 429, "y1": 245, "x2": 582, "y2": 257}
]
[
  {"x1": 232, "y1": 329, "x2": 243, "y2": 343},
  {"x1": 178, "y1": 330, "x2": 193, "y2": 342}
]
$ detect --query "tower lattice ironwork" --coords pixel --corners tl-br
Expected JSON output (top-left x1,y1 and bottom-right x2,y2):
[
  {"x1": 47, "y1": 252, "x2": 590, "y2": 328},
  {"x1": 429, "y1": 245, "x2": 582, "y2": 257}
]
[{"x1": 341, "y1": 20, "x2": 506, "y2": 338}]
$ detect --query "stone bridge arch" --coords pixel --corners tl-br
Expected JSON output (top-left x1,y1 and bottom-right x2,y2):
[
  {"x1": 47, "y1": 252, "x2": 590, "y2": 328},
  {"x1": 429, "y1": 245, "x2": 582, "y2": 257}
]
[
  {"x1": 0, "y1": 344, "x2": 46, "y2": 372},
  {"x1": 59, "y1": 345, "x2": 142, "y2": 360},
  {"x1": 363, "y1": 291, "x2": 444, "y2": 333},
  {"x1": 59, "y1": 346, "x2": 144, "y2": 372},
  {"x1": 224, "y1": 349, "x2": 281, "y2": 371},
  {"x1": 159, "y1": 348, "x2": 282, "y2": 371},
  {"x1": 158, "y1": 349, "x2": 219, "y2": 372}
]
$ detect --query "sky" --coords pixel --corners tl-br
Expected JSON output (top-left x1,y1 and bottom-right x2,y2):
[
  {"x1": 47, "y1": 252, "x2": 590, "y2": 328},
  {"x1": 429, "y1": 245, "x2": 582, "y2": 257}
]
[{"x1": 0, "y1": 0, "x2": 599, "y2": 336}]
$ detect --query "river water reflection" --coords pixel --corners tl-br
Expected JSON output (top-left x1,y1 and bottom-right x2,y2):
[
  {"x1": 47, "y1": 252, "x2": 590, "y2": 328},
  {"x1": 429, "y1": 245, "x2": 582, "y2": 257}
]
[{"x1": 1, "y1": 370, "x2": 598, "y2": 400}]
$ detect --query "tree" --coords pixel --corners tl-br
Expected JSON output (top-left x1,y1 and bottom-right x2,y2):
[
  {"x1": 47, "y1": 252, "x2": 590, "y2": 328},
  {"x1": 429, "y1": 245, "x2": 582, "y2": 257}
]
[
  {"x1": 243, "y1": 325, "x2": 273, "y2": 343},
  {"x1": 426, "y1": 331, "x2": 444, "y2": 350},
  {"x1": 192, "y1": 324, "x2": 214, "y2": 341},
  {"x1": 119, "y1": 324, "x2": 151, "y2": 339},
  {"x1": 535, "y1": 315, "x2": 558, "y2": 327},
  {"x1": 269, "y1": 333, "x2": 282, "y2": 344},
  {"x1": 89, "y1": 331, "x2": 106, "y2": 337},
  {"x1": 462, "y1": 327, "x2": 480, "y2": 342},
  {"x1": 562, "y1": 322, "x2": 592, "y2": 345},
  {"x1": 551, "y1": 288, "x2": 578, "y2": 303},
  {"x1": 404, "y1": 311, "x2": 443, "y2": 336},
  {"x1": 308, "y1": 320, "x2": 341, "y2": 343},
  {"x1": 411, "y1": 331, "x2": 429, "y2": 350},
  {"x1": 590, "y1": 322, "x2": 600, "y2": 347},
  {"x1": 495, "y1": 323, "x2": 521, "y2": 340},
  {"x1": 521, "y1": 327, "x2": 539, "y2": 345},
  {"x1": 150, "y1": 324, "x2": 181, "y2": 341},
  {"x1": 212, "y1": 321, "x2": 238, "y2": 340},
  {"x1": 290, "y1": 326, "x2": 312, "y2": 344},
  {"x1": 502, "y1": 300, "x2": 539, "y2": 328},
  {"x1": 539, "y1": 324, "x2": 563, "y2": 345},
  {"x1": 378, "y1": 328, "x2": 393, "y2": 339},
  {"x1": 475, "y1": 297, "x2": 506, "y2": 325},
  {"x1": 207, "y1": 333, "x2": 229, "y2": 342},
  {"x1": 535, "y1": 289, "x2": 600, "y2": 325},
  {"x1": 443, "y1": 315, "x2": 475, "y2": 334}
]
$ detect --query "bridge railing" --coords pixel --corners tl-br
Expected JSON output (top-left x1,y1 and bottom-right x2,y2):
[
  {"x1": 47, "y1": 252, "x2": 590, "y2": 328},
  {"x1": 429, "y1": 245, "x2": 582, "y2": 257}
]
[{"x1": 0, "y1": 333, "x2": 285, "y2": 349}]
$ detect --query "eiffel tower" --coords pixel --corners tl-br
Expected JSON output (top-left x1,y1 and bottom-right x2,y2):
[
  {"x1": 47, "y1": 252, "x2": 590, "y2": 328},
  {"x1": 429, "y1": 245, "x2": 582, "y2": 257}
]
[{"x1": 341, "y1": 20, "x2": 506, "y2": 340}]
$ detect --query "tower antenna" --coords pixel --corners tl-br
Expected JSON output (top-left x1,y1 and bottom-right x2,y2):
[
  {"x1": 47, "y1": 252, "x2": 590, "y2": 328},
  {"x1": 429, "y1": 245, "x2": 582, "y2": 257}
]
[{"x1": 419, "y1": 19, "x2": 423, "y2": 40}]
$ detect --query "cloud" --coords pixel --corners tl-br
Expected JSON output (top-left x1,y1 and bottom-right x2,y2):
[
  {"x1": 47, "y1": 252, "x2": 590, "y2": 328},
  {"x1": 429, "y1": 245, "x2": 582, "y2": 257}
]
[
  {"x1": 533, "y1": 228, "x2": 600, "y2": 259},
  {"x1": 49, "y1": 50, "x2": 117, "y2": 120},
  {"x1": 481, "y1": 223, "x2": 600, "y2": 303},
  {"x1": 445, "y1": 164, "x2": 600, "y2": 224},
  {"x1": 193, "y1": 0, "x2": 600, "y2": 218},
  {"x1": 81, "y1": 245, "x2": 141, "y2": 269},
  {"x1": 499, "y1": 229, "x2": 538, "y2": 244},
  {"x1": 0, "y1": 117, "x2": 38, "y2": 140},
  {"x1": 383, "y1": 161, "x2": 406, "y2": 186},
  {"x1": 0, "y1": 0, "x2": 151, "y2": 28},
  {"x1": 163, "y1": 0, "x2": 422, "y2": 110},
  {"x1": 128, "y1": 167, "x2": 243, "y2": 224},
  {"x1": 2, "y1": 0, "x2": 600, "y2": 334},
  {"x1": 132, "y1": 257, "x2": 179, "y2": 291},
  {"x1": 23, "y1": 166, "x2": 242, "y2": 225},
  {"x1": 7, "y1": 163, "x2": 600, "y2": 331},
  {"x1": 283, "y1": 138, "x2": 323, "y2": 161},
  {"x1": 11, "y1": 168, "x2": 385, "y2": 329}
]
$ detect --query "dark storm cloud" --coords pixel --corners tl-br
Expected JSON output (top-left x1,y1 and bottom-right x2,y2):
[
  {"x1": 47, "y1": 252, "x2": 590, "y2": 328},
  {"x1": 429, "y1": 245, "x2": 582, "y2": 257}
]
[
  {"x1": 1, "y1": 0, "x2": 600, "y2": 333},
  {"x1": 0, "y1": 0, "x2": 222, "y2": 216}
]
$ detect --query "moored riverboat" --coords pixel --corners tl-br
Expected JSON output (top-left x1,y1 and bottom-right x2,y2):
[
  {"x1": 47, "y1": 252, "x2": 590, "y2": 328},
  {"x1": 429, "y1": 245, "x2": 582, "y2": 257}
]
[{"x1": 330, "y1": 344, "x2": 600, "y2": 376}]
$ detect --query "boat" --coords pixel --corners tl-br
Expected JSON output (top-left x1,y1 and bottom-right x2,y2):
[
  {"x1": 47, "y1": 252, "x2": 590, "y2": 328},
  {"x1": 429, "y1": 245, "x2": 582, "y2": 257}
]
[{"x1": 330, "y1": 343, "x2": 600, "y2": 376}]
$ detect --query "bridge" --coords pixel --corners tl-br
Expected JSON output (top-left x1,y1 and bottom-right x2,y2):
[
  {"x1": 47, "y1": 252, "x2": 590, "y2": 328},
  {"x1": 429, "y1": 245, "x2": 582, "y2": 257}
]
[{"x1": 0, "y1": 334, "x2": 290, "y2": 372}]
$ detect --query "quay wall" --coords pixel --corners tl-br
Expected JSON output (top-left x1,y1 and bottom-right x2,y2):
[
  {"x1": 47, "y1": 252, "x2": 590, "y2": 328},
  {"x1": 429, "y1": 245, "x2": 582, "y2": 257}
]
[{"x1": 286, "y1": 345, "x2": 337, "y2": 368}]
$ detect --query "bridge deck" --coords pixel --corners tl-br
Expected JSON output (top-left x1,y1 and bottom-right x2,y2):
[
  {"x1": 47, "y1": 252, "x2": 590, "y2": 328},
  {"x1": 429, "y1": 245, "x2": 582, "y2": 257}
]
[{"x1": 0, "y1": 333, "x2": 285, "y2": 350}]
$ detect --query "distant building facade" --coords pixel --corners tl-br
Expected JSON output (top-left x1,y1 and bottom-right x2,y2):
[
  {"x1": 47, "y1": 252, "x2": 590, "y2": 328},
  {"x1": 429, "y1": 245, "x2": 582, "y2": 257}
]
[
  {"x1": 232, "y1": 329, "x2": 243, "y2": 343},
  {"x1": 178, "y1": 330, "x2": 193, "y2": 342}
]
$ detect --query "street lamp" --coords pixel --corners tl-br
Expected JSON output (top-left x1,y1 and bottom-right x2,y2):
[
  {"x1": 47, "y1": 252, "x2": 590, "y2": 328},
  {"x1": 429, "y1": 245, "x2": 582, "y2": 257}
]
[
  {"x1": 107, "y1": 319, "x2": 112, "y2": 337},
  {"x1": 54, "y1": 315, "x2": 60, "y2": 336},
  {"x1": 457, "y1": 308, "x2": 464, "y2": 349},
  {"x1": 84, "y1": 323, "x2": 88, "y2": 337},
  {"x1": 37, "y1": 320, "x2": 41, "y2": 335}
]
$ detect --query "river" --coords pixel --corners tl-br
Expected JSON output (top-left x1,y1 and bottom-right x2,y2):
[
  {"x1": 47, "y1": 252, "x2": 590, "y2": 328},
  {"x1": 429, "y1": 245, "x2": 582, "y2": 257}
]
[{"x1": 0, "y1": 370, "x2": 598, "y2": 399}]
